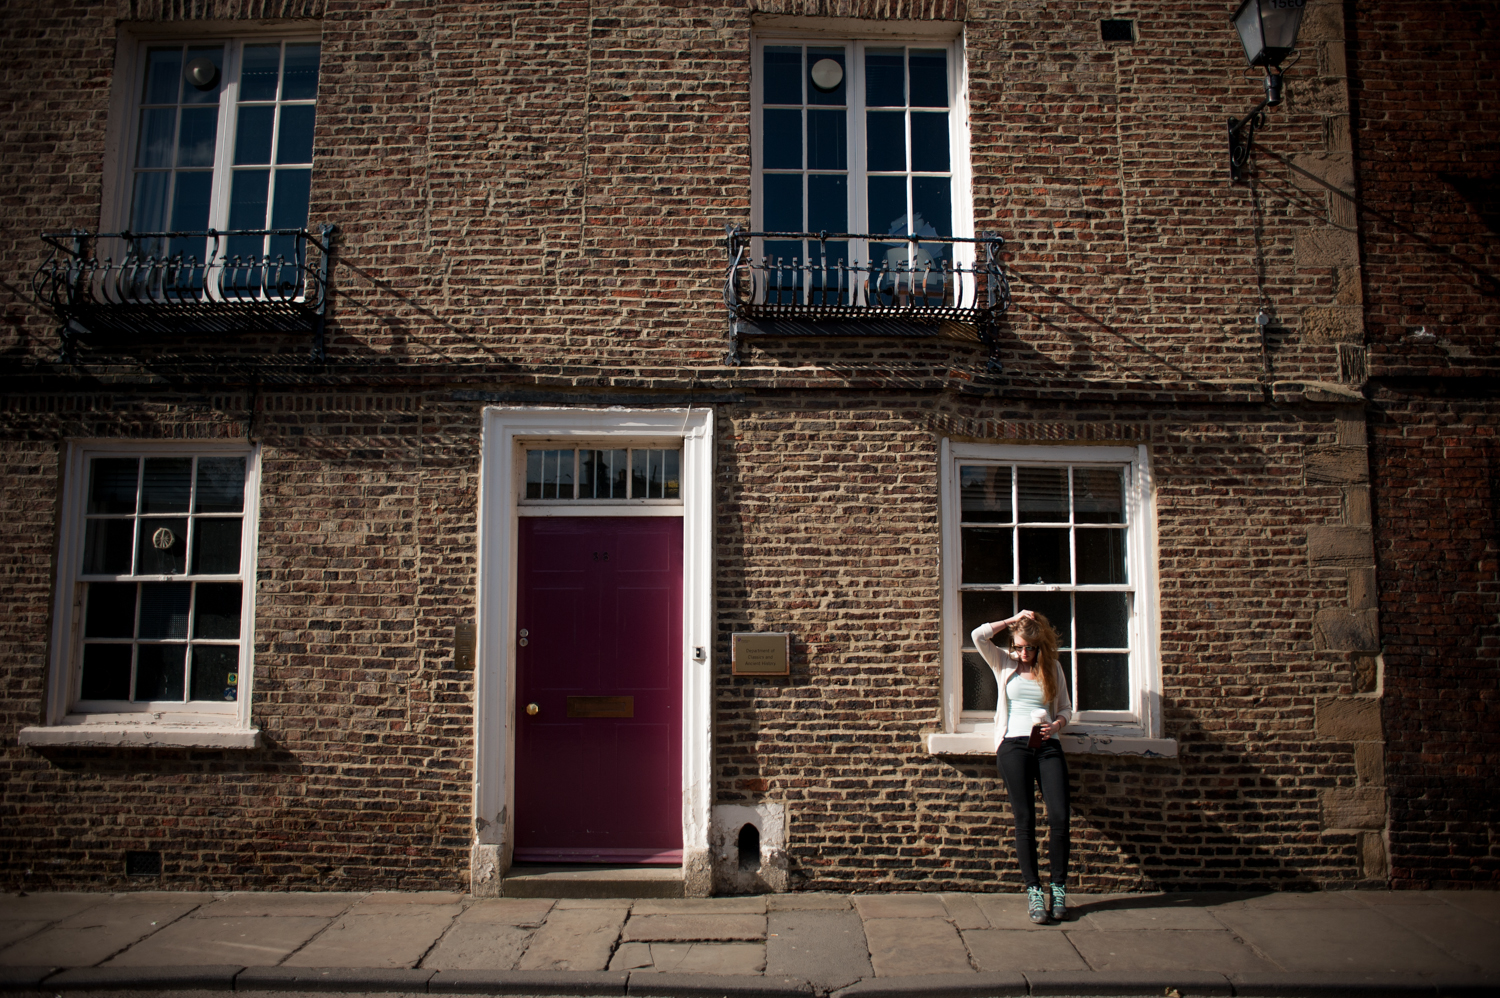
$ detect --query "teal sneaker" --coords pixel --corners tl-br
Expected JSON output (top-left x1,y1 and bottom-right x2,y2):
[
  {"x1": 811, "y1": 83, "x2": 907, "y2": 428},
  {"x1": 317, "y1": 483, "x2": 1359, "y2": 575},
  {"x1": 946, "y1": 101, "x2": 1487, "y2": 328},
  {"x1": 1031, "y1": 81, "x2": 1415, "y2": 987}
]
[
  {"x1": 1050, "y1": 883, "x2": 1068, "y2": 921},
  {"x1": 1026, "y1": 884, "x2": 1050, "y2": 924}
]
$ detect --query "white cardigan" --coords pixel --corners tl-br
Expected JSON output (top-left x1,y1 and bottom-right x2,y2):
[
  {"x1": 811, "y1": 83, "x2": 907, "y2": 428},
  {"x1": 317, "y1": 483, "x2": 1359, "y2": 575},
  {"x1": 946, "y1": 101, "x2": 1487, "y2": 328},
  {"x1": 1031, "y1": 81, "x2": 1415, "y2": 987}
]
[{"x1": 971, "y1": 622, "x2": 1075, "y2": 750}]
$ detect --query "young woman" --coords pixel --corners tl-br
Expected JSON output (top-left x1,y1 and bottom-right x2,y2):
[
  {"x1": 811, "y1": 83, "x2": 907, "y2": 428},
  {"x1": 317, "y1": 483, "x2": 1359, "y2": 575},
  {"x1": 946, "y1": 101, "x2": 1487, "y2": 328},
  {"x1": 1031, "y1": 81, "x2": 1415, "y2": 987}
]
[{"x1": 971, "y1": 609, "x2": 1074, "y2": 923}]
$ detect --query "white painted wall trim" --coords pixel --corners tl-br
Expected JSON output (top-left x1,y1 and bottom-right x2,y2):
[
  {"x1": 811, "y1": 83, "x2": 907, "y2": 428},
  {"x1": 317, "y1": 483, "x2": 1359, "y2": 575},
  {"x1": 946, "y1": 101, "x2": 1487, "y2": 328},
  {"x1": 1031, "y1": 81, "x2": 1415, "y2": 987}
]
[{"x1": 473, "y1": 406, "x2": 715, "y2": 897}]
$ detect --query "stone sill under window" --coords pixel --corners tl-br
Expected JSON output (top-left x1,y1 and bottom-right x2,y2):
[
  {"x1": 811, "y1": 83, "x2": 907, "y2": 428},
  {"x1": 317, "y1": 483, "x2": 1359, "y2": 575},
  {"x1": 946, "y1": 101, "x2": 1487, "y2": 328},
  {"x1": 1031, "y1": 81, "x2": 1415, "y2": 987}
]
[
  {"x1": 19, "y1": 720, "x2": 261, "y2": 749},
  {"x1": 927, "y1": 731, "x2": 1179, "y2": 758}
]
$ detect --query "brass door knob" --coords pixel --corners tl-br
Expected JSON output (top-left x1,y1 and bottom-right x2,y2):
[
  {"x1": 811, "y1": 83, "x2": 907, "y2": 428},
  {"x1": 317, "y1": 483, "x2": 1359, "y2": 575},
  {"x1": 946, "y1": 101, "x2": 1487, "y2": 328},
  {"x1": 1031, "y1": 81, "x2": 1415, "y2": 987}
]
[{"x1": 526, "y1": 703, "x2": 540, "y2": 716}]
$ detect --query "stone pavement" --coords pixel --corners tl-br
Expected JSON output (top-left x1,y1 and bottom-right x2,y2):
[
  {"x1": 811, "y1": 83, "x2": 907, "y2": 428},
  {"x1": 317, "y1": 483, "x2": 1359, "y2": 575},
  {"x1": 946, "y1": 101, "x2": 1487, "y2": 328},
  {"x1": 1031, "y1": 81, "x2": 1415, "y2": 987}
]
[{"x1": 1, "y1": 889, "x2": 1496, "y2": 996}]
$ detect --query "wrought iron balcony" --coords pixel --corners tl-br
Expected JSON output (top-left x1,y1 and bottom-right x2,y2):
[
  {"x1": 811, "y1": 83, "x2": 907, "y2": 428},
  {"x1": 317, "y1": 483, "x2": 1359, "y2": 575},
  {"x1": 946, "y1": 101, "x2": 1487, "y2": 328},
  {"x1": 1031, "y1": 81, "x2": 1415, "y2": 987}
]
[
  {"x1": 723, "y1": 226, "x2": 1010, "y2": 366},
  {"x1": 34, "y1": 226, "x2": 336, "y2": 359}
]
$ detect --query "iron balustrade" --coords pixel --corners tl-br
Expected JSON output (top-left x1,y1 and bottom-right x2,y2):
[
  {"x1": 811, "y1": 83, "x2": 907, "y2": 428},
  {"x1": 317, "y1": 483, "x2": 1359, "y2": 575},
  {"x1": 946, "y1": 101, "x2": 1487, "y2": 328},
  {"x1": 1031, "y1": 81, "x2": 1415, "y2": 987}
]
[
  {"x1": 723, "y1": 226, "x2": 1010, "y2": 366},
  {"x1": 34, "y1": 226, "x2": 336, "y2": 359}
]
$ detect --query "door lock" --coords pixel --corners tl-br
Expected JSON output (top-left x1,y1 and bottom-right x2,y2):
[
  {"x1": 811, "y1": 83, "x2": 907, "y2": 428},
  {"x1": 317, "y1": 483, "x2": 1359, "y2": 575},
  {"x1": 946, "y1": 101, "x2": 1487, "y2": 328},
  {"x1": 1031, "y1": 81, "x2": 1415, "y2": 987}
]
[{"x1": 526, "y1": 703, "x2": 540, "y2": 716}]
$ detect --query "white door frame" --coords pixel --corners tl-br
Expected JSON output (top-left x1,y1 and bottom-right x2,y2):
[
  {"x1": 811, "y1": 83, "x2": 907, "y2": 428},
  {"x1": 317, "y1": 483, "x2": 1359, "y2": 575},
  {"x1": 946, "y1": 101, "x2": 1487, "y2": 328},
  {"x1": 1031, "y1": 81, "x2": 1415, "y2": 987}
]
[{"x1": 472, "y1": 406, "x2": 715, "y2": 896}]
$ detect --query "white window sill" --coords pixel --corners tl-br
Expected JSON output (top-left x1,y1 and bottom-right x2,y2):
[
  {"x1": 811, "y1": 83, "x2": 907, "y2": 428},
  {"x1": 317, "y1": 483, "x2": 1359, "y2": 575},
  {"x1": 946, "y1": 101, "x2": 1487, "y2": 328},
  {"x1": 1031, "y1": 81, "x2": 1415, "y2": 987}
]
[
  {"x1": 927, "y1": 731, "x2": 1178, "y2": 759},
  {"x1": 19, "y1": 721, "x2": 261, "y2": 749}
]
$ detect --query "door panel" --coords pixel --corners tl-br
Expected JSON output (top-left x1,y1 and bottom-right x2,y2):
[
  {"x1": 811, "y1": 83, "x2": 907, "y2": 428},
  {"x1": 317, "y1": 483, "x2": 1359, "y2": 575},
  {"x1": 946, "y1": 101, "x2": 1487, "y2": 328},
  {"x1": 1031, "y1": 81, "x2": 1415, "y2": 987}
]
[{"x1": 515, "y1": 516, "x2": 684, "y2": 863}]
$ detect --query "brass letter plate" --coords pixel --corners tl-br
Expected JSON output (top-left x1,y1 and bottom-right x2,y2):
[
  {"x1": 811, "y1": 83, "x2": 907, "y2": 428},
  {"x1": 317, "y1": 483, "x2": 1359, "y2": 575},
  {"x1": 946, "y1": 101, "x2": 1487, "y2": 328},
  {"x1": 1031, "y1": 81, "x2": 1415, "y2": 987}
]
[
  {"x1": 566, "y1": 696, "x2": 635, "y2": 718},
  {"x1": 454, "y1": 621, "x2": 476, "y2": 672},
  {"x1": 732, "y1": 632, "x2": 790, "y2": 676}
]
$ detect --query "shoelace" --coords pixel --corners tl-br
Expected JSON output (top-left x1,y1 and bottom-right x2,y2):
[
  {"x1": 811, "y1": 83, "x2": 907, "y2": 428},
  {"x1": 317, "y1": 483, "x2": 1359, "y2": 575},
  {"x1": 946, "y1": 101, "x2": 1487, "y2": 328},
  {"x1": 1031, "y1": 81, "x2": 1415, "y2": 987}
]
[
  {"x1": 1050, "y1": 883, "x2": 1067, "y2": 914},
  {"x1": 1027, "y1": 885, "x2": 1047, "y2": 912}
]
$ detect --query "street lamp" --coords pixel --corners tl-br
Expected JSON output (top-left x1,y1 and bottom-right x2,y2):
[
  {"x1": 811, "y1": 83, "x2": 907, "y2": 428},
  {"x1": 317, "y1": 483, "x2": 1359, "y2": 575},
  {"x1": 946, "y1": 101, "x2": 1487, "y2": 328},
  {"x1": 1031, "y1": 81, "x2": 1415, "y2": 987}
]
[{"x1": 1227, "y1": 0, "x2": 1306, "y2": 182}]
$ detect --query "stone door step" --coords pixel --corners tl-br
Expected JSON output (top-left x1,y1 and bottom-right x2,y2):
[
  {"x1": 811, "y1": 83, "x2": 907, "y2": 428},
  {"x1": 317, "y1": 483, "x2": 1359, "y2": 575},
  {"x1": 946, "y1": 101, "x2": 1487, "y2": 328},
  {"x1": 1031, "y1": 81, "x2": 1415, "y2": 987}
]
[{"x1": 502, "y1": 864, "x2": 685, "y2": 898}]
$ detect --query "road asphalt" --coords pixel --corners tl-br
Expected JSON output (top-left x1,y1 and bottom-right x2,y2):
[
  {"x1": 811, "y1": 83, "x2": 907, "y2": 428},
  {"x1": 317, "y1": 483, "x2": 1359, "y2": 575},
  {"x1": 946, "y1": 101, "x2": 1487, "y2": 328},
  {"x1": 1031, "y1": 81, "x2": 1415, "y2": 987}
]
[{"x1": 0, "y1": 888, "x2": 1496, "y2": 997}]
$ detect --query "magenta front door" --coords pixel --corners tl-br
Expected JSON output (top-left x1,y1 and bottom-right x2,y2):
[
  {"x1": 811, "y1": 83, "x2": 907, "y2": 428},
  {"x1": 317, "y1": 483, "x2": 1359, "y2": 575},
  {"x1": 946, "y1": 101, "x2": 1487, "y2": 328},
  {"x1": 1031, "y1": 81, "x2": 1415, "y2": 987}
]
[{"x1": 514, "y1": 516, "x2": 684, "y2": 864}]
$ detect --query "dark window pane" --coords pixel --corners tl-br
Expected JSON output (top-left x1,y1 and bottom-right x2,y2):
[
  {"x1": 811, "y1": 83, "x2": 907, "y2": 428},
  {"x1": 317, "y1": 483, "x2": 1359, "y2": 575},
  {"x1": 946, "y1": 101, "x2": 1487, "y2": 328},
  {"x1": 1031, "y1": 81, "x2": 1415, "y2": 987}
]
[
  {"x1": 1058, "y1": 651, "x2": 1074, "y2": 697},
  {"x1": 526, "y1": 448, "x2": 572, "y2": 500},
  {"x1": 142, "y1": 457, "x2": 192, "y2": 513},
  {"x1": 192, "y1": 518, "x2": 242, "y2": 574},
  {"x1": 867, "y1": 175, "x2": 906, "y2": 237},
  {"x1": 962, "y1": 590, "x2": 1013, "y2": 638},
  {"x1": 83, "y1": 520, "x2": 135, "y2": 575},
  {"x1": 130, "y1": 171, "x2": 170, "y2": 233},
  {"x1": 189, "y1": 644, "x2": 240, "y2": 702},
  {"x1": 276, "y1": 103, "x2": 315, "y2": 164},
  {"x1": 135, "y1": 644, "x2": 187, "y2": 701},
  {"x1": 1077, "y1": 528, "x2": 1127, "y2": 585},
  {"x1": 270, "y1": 167, "x2": 312, "y2": 230},
  {"x1": 961, "y1": 527, "x2": 1013, "y2": 584},
  {"x1": 806, "y1": 175, "x2": 847, "y2": 234},
  {"x1": 169, "y1": 170, "x2": 213, "y2": 232},
  {"x1": 662, "y1": 450, "x2": 680, "y2": 499},
  {"x1": 241, "y1": 43, "x2": 282, "y2": 101},
  {"x1": 1078, "y1": 652, "x2": 1130, "y2": 710},
  {"x1": 137, "y1": 517, "x2": 188, "y2": 575},
  {"x1": 139, "y1": 582, "x2": 192, "y2": 638},
  {"x1": 580, "y1": 449, "x2": 628, "y2": 499},
  {"x1": 763, "y1": 45, "x2": 802, "y2": 105},
  {"x1": 909, "y1": 49, "x2": 949, "y2": 107},
  {"x1": 89, "y1": 458, "x2": 139, "y2": 514},
  {"x1": 910, "y1": 112, "x2": 950, "y2": 172},
  {"x1": 1017, "y1": 467, "x2": 1068, "y2": 522},
  {"x1": 763, "y1": 108, "x2": 802, "y2": 170},
  {"x1": 632, "y1": 449, "x2": 680, "y2": 500},
  {"x1": 85, "y1": 583, "x2": 138, "y2": 638},
  {"x1": 912, "y1": 176, "x2": 952, "y2": 238},
  {"x1": 143, "y1": 47, "x2": 182, "y2": 105},
  {"x1": 961, "y1": 465, "x2": 1012, "y2": 522},
  {"x1": 865, "y1": 111, "x2": 905, "y2": 172},
  {"x1": 233, "y1": 104, "x2": 274, "y2": 165},
  {"x1": 193, "y1": 582, "x2": 243, "y2": 639},
  {"x1": 1017, "y1": 593, "x2": 1072, "y2": 647},
  {"x1": 807, "y1": 109, "x2": 846, "y2": 171},
  {"x1": 762, "y1": 174, "x2": 803, "y2": 232},
  {"x1": 1076, "y1": 592, "x2": 1129, "y2": 648},
  {"x1": 176, "y1": 106, "x2": 219, "y2": 168},
  {"x1": 228, "y1": 168, "x2": 270, "y2": 232},
  {"x1": 181, "y1": 46, "x2": 224, "y2": 104},
  {"x1": 1075, "y1": 467, "x2": 1125, "y2": 523},
  {"x1": 282, "y1": 43, "x2": 320, "y2": 101},
  {"x1": 806, "y1": 47, "x2": 845, "y2": 105},
  {"x1": 865, "y1": 48, "x2": 904, "y2": 107},
  {"x1": 137, "y1": 108, "x2": 177, "y2": 169},
  {"x1": 1018, "y1": 527, "x2": 1069, "y2": 585},
  {"x1": 195, "y1": 457, "x2": 246, "y2": 513},
  {"x1": 80, "y1": 644, "x2": 133, "y2": 701},
  {"x1": 963, "y1": 651, "x2": 999, "y2": 712}
]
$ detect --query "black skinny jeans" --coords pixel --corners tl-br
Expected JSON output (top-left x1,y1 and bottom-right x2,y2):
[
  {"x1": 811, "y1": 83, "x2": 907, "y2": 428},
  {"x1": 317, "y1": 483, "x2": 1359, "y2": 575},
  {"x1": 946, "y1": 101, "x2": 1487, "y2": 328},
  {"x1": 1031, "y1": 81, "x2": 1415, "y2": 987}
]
[{"x1": 997, "y1": 736, "x2": 1070, "y2": 888}]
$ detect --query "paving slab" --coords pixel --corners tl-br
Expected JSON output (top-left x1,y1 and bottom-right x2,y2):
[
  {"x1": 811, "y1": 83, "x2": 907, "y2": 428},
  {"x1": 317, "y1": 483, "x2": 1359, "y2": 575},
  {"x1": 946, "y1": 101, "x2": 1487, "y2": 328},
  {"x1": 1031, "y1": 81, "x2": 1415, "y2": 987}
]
[
  {"x1": 862, "y1": 917, "x2": 973, "y2": 977},
  {"x1": 1079, "y1": 905, "x2": 1232, "y2": 930},
  {"x1": 766, "y1": 893, "x2": 852, "y2": 912},
  {"x1": 972, "y1": 894, "x2": 1081, "y2": 932},
  {"x1": 236, "y1": 966, "x2": 435, "y2": 992},
  {"x1": 0, "y1": 894, "x2": 111, "y2": 923},
  {"x1": 1065, "y1": 927, "x2": 1278, "y2": 973},
  {"x1": 102, "y1": 915, "x2": 330, "y2": 967},
  {"x1": 940, "y1": 895, "x2": 989, "y2": 930},
  {"x1": 1433, "y1": 891, "x2": 1500, "y2": 924},
  {"x1": 766, "y1": 909, "x2": 871, "y2": 995},
  {"x1": 0, "y1": 921, "x2": 48, "y2": 950},
  {"x1": 1026, "y1": 969, "x2": 1233, "y2": 996},
  {"x1": 611, "y1": 942, "x2": 656, "y2": 971},
  {"x1": 1220, "y1": 892, "x2": 1370, "y2": 910},
  {"x1": 428, "y1": 968, "x2": 630, "y2": 994},
  {"x1": 633, "y1": 942, "x2": 765, "y2": 975},
  {"x1": 1363, "y1": 903, "x2": 1500, "y2": 972},
  {"x1": 626, "y1": 972, "x2": 812, "y2": 997},
  {"x1": 833, "y1": 971, "x2": 1028, "y2": 998},
  {"x1": 1213, "y1": 905, "x2": 1461, "y2": 974},
  {"x1": 280, "y1": 909, "x2": 459, "y2": 969},
  {"x1": 194, "y1": 893, "x2": 364, "y2": 918},
  {"x1": 0, "y1": 898, "x2": 199, "y2": 968},
  {"x1": 961, "y1": 929, "x2": 1089, "y2": 972},
  {"x1": 516, "y1": 905, "x2": 629, "y2": 972},
  {"x1": 622, "y1": 914, "x2": 766, "y2": 942},
  {"x1": 633, "y1": 899, "x2": 767, "y2": 915},
  {"x1": 351, "y1": 892, "x2": 468, "y2": 909},
  {"x1": 453, "y1": 898, "x2": 555, "y2": 926},
  {"x1": 418, "y1": 921, "x2": 535, "y2": 971},
  {"x1": 852, "y1": 895, "x2": 949, "y2": 920},
  {"x1": 47, "y1": 964, "x2": 243, "y2": 991}
]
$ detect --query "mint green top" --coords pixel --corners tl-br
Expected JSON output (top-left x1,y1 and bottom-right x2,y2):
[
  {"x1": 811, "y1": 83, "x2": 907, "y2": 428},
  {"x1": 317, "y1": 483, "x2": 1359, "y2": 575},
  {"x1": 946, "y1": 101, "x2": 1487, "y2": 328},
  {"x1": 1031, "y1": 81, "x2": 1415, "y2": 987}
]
[{"x1": 1004, "y1": 671, "x2": 1050, "y2": 738}]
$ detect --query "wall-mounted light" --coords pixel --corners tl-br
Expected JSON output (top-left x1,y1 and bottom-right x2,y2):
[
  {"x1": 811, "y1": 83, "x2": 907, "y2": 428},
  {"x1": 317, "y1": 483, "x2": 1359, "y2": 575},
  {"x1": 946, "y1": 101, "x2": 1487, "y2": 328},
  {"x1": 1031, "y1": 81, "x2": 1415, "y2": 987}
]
[{"x1": 1227, "y1": 0, "x2": 1306, "y2": 182}]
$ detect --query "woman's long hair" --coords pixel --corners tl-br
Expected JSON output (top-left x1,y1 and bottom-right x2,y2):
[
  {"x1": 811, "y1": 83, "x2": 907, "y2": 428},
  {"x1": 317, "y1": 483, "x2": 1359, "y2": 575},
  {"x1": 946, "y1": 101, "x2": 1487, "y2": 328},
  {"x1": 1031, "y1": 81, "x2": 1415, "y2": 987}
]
[{"x1": 1009, "y1": 612, "x2": 1061, "y2": 706}]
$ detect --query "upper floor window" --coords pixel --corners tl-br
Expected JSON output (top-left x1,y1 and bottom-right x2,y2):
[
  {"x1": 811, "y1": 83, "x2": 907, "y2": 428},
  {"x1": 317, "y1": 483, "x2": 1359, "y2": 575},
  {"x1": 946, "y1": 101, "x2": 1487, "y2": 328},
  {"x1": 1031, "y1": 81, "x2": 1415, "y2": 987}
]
[
  {"x1": 752, "y1": 33, "x2": 970, "y2": 286},
  {"x1": 118, "y1": 35, "x2": 320, "y2": 263}
]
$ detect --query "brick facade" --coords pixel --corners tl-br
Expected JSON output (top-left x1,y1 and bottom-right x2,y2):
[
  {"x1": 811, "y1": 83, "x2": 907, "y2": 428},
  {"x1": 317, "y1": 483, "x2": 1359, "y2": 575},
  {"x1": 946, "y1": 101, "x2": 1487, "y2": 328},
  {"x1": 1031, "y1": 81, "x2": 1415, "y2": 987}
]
[{"x1": 0, "y1": 0, "x2": 1491, "y2": 892}]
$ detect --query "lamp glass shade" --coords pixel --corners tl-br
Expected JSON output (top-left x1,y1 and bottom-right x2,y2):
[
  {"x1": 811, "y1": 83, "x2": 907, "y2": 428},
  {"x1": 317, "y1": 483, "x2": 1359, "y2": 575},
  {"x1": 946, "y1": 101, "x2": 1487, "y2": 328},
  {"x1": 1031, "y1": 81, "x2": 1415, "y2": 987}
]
[{"x1": 1231, "y1": 0, "x2": 1305, "y2": 68}]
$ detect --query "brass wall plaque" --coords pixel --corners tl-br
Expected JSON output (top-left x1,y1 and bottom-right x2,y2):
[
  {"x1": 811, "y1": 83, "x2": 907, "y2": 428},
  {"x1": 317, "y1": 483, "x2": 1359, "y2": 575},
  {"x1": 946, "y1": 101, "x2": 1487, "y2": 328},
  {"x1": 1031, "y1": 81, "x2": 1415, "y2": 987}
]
[
  {"x1": 732, "y1": 632, "x2": 790, "y2": 676},
  {"x1": 454, "y1": 621, "x2": 476, "y2": 672},
  {"x1": 566, "y1": 696, "x2": 635, "y2": 718}
]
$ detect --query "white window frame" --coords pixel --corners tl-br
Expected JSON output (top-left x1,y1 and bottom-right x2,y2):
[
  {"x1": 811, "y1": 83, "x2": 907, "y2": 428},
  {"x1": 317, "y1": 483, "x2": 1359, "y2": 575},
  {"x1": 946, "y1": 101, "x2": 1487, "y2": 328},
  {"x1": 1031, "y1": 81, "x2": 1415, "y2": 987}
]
[
  {"x1": 21, "y1": 440, "x2": 262, "y2": 749},
  {"x1": 750, "y1": 20, "x2": 975, "y2": 294},
  {"x1": 929, "y1": 441, "x2": 1177, "y2": 758},
  {"x1": 99, "y1": 23, "x2": 322, "y2": 282}
]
